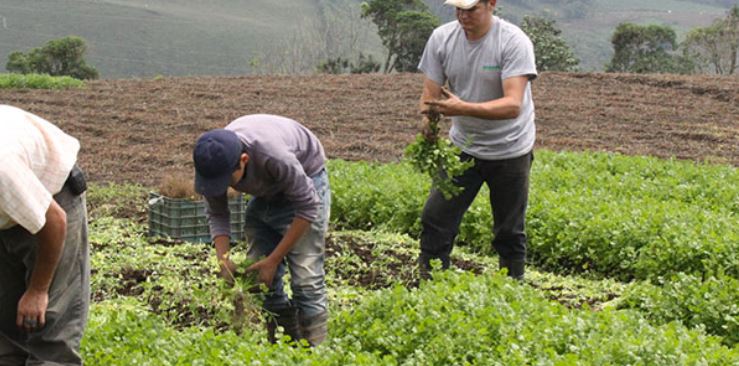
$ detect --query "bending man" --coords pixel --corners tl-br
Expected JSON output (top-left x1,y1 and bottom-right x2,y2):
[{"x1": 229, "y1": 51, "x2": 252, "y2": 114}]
[
  {"x1": 0, "y1": 105, "x2": 90, "y2": 365},
  {"x1": 193, "y1": 114, "x2": 330, "y2": 346}
]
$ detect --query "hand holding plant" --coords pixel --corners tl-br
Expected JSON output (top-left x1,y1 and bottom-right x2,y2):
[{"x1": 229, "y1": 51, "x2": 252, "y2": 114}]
[
  {"x1": 218, "y1": 257, "x2": 238, "y2": 285},
  {"x1": 217, "y1": 252, "x2": 266, "y2": 333},
  {"x1": 405, "y1": 111, "x2": 473, "y2": 200},
  {"x1": 246, "y1": 257, "x2": 279, "y2": 287}
]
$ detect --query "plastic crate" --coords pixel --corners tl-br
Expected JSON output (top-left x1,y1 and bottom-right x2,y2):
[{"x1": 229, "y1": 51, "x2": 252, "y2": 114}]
[{"x1": 147, "y1": 192, "x2": 246, "y2": 243}]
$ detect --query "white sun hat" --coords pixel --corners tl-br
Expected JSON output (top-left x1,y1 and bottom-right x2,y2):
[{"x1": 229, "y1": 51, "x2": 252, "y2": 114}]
[{"x1": 444, "y1": 0, "x2": 481, "y2": 10}]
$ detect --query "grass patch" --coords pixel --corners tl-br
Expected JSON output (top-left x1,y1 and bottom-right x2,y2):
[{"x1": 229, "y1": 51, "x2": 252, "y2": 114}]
[{"x1": 0, "y1": 73, "x2": 84, "y2": 89}]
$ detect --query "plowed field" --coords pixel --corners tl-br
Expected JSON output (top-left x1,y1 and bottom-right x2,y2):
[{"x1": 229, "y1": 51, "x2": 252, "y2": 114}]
[{"x1": 1, "y1": 72, "x2": 736, "y2": 185}]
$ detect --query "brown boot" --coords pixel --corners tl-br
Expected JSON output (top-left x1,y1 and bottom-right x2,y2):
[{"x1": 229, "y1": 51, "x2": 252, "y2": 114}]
[
  {"x1": 266, "y1": 306, "x2": 302, "y2": 344},
  {"x1": 299, "y1": 310, "x2": 328, "y2": 347}
]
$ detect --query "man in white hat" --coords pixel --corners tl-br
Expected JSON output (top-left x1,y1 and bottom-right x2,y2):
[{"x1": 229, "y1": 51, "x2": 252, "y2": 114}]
[{"x1": 417, "y1": 0, "x2": 537, "y2": 280}]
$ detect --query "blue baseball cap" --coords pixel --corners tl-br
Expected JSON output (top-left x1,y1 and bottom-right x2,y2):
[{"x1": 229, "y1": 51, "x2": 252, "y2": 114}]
[{"x1": 193, "y1": 129, "x2": 242, "y2": 197}]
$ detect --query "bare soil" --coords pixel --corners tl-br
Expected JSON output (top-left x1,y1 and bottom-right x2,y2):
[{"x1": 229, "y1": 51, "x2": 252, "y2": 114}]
[{"x1": 1, "y1": 72, "x2": 736, "y2": 185}]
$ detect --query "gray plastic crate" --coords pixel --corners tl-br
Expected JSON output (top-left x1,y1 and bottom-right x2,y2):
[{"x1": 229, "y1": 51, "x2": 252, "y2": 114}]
[{"x1": 147, "y1": 192, "x2": 246, "y2": 243}]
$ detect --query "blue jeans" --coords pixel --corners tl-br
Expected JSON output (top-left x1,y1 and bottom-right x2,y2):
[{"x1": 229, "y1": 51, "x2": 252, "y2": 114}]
[
  {"x1": 245, "y1": 169, "x2": 330, "y2": 318},
  {"x1": 420, "y1": 152, "x2": 533, "y2": 267}
]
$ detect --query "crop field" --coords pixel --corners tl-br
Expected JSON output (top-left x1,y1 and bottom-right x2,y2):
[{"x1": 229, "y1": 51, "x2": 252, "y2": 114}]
[
  {"x1": 0, "y1": 72, "x2": 736, "y2": 185},
  {"x1": 2, "y1": 72, "x2": 738, "y2": 364}
]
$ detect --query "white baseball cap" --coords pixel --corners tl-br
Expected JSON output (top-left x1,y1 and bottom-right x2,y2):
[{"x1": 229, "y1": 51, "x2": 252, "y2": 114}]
[{"x1": 444, "y1": 0, "x2": 481, "y2": 10}]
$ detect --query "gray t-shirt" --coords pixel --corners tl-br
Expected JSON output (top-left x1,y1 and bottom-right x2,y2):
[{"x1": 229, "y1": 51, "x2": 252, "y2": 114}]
[
  {"x1": 204, "y1": 114, "x2": 326, "y2": 240},
  {"x1": 418, "y1": 16, "x2": 537, "y2": 160}
]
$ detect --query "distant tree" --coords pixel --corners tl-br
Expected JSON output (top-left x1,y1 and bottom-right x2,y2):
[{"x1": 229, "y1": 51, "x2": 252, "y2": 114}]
[
  {"x1": 6, "y1": 36, "x2": 99, "y2": 80},
  {"x1": 317, "y1": 52, "x2": 381, "y2": 74},
  {"x1": 682, "y1": 5, "x2": 738, "y2": 75},
  {"x1": 361, "y1": 0, "x2": 439, "y2": 73},
  {"x1": 521, "y1": 16, "x2": 579, "y2": 72},
  {"x1": 6, "y1": 52, "x2": 32, "y2": 74},
  {"x1": 606, "y1": 23, "x2": 693, "y2": 74}
]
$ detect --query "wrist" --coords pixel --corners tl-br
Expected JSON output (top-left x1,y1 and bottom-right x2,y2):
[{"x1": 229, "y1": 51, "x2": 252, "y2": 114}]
[
  {"x1": 266, "y1": 253, "x2": 282, "y2": 266},
  {"x1": 26, "y1": 286, "x2": 48, "y2": 295},
  {"x1": 454, "y1": 101, "x2": 470, "y2": 116}
]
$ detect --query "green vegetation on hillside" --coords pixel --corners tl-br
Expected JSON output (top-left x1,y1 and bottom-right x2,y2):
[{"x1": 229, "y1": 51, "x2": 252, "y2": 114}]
[
  {"x1": 682, "y1": 5, "x2": 739, "y2": 74},
  {"x1": 1, "y1": 0, "x2": 731, "y2": 76},
  {"x1": 0, "y1": 73, "x2": 84, "y2": 89},
  {"x1": 6, "y1": 36, "x2": 99, "y2": 79},
  {"x1": 521, "y1": 16, "x2": 580, "y2": 71},
  {"x1": 361, "y1": 0, "x2": 439, "y2": 73},
  {"x1": 0, "y1": 0, "x2": 384, "y2": 77}
]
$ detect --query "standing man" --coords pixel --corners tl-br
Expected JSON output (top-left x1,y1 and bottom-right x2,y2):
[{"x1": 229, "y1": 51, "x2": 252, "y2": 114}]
[
  {"x1": 0, "y1": 105, "x2": 90, "y2": 365},
  {"x1": 417, "y1": 0, "x2": 537, "y2": 280},
  {"x1": 193, "y1": 114, "x2": 330, "y2": 346}
]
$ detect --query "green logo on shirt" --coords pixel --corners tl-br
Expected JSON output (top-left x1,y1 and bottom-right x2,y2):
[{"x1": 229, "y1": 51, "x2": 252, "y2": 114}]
[{"x1": 482, "y1": 65, "x2": 501, "y2": 71}]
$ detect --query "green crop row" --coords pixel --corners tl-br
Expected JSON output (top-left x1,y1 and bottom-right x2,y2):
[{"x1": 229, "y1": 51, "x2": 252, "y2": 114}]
[
  {"x1": 617, "y1": 273, "x2": 739, "y2": 346},
  {"x1": 88, "y1": 217, "x2": 256, "y2": 330},
  {"x1": 328, "y1": 150, "x2": 738, "y2": 281},
  {"x1": 0, "y1": 73, "x2": 85, "y2": 89},
  {"x1": 81, "y1": 272, "x2": 738, "y2": 365}
]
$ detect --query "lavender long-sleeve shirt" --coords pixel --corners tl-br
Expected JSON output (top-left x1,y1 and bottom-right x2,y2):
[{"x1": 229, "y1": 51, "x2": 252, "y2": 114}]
[{"x1": 204, "y1": 114, "x2": 326, "y2": 240}]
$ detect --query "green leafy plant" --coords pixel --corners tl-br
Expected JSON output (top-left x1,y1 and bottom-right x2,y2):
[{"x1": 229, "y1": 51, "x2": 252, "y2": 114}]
[
  {"x1": 617, "y1": 273, "x2": 739, "y2": 346},
  {"x1": 218, "y1": 250, "x2": 266, "y2": 333},
  {"x1": 404, "y1": 113, "x2": 473, "y2": 199},
  {"x1": 332, "y1": 271, "x2": 738, "y2": 365}
]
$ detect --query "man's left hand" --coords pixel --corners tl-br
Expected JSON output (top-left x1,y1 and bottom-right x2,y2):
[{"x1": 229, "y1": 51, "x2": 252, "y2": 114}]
[
  {"x1": 246, "y1": 257, "x2": 279, "y2": 287},
  {"x1": 424, "y1": 87, "x2": 466, "y2": 116}
]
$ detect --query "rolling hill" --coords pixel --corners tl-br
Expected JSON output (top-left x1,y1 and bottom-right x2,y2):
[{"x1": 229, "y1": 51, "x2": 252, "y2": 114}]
[
  {"x1": 0, "y1": 0, "x2": 383, "y2": 77},
  {"x1": 0, "y1": 0, "x2": 733, "y2": 77}
]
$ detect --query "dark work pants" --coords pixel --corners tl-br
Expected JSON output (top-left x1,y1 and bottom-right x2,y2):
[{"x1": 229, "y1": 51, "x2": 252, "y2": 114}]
[
  {"x1": 419, "y1": 151, "x2": 533, "y2": 268},
  {"x1": 0, "y1": 184, "x2": 90, "y2": 366}
]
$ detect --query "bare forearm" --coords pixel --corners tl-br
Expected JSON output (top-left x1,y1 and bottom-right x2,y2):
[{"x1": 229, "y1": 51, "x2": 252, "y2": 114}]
[
  {"x1": 30, "y1": 201, "x2": 66, "y2": 293},
  {"x1": 420, "y1": 78, "x2": 442, "y2": 113},
  {"x1": 267, "y1": 217, "x2": 310, "y2": 264},
  {"x1": 425, "y1": 76, "x2": 529, "y2": 120},
  {"x1": 214, "y1": 235, "x2": 231, "y2": 263},
  {"x1": 459, "y1": 97, "x2": 521, "y2": 120}
]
